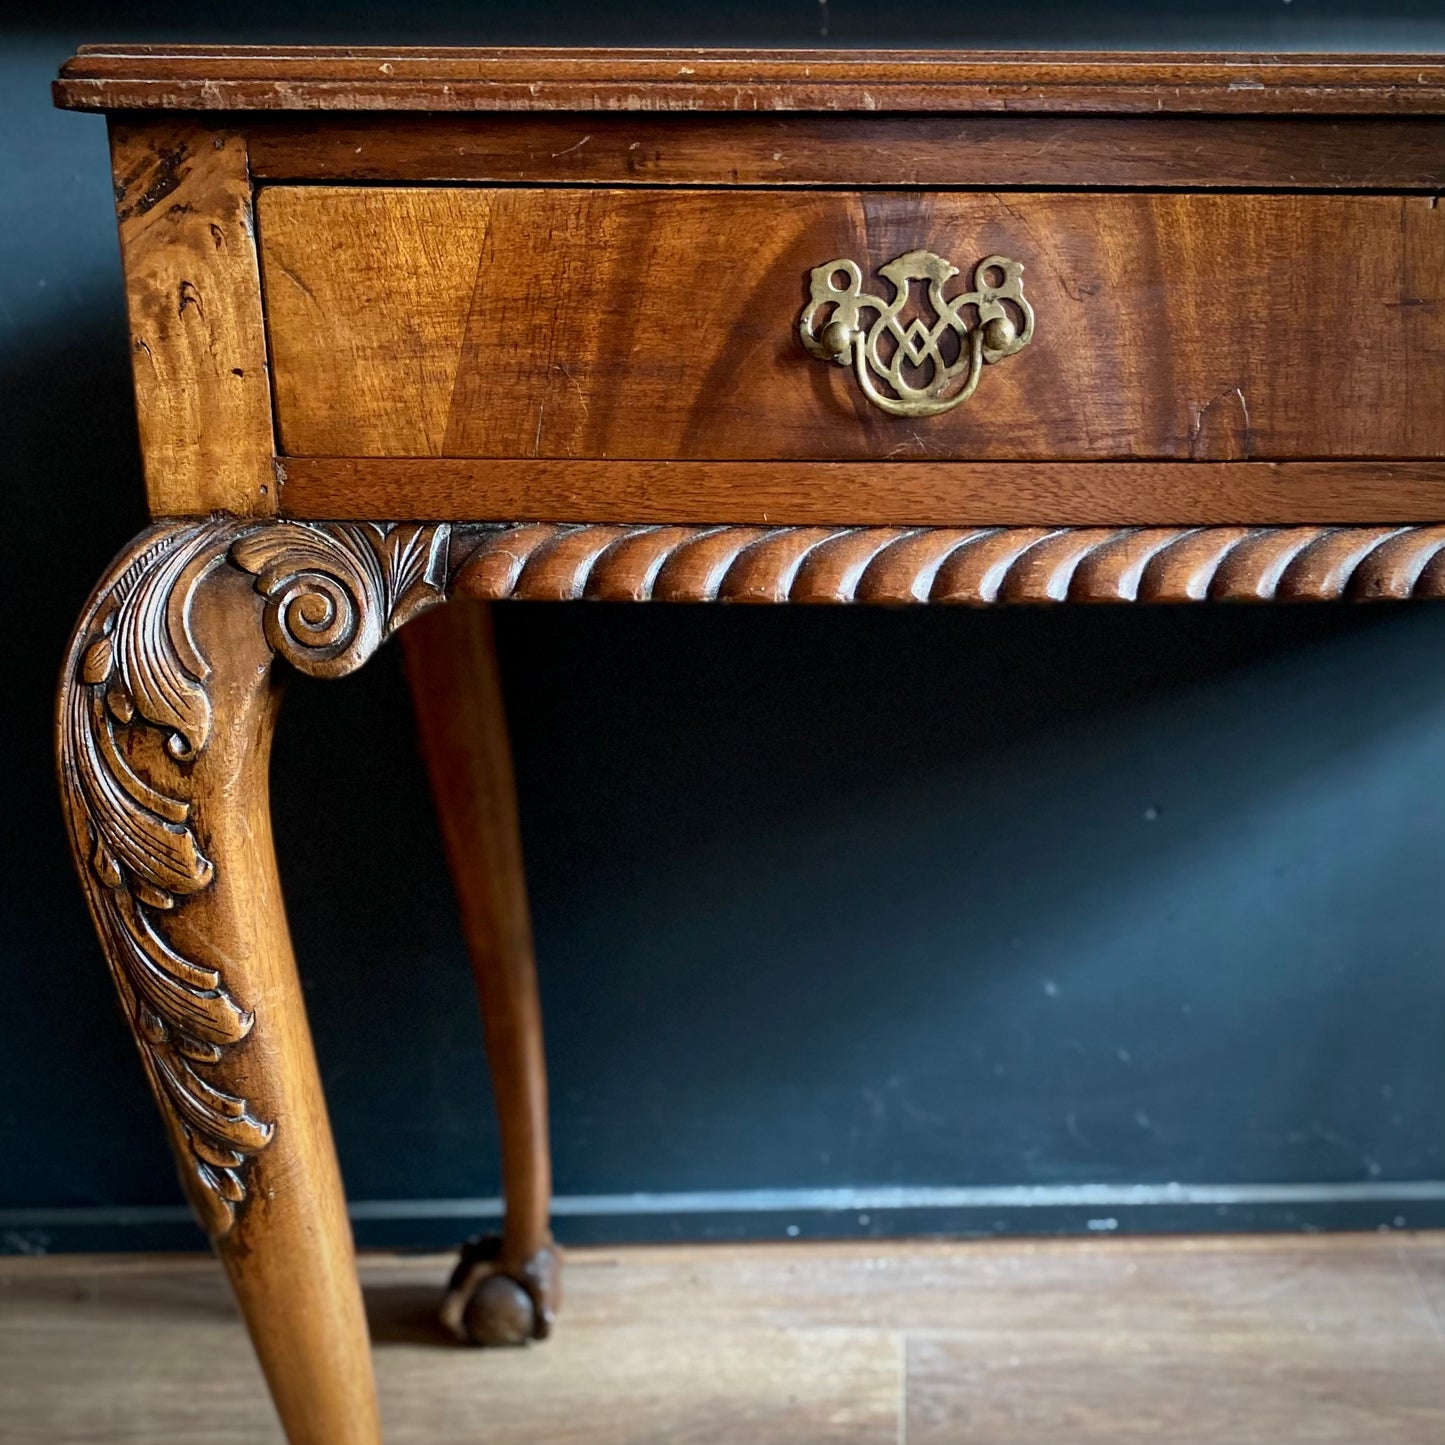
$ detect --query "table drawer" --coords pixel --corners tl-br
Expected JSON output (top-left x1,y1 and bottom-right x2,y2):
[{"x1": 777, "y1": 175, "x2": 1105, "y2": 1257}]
[{"x1": 258, "y1": 185, "x2": 1444, "y2": 465}]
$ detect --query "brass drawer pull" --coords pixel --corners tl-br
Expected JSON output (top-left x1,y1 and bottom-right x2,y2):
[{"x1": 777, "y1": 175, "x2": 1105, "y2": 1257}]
[{"x1": 799, "y1": 249, "x2": 1033, "y2": 418}]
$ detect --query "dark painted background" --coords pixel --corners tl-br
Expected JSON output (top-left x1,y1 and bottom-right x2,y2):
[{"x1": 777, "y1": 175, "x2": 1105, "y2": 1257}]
[{"x1": 6, "y1": 2, "x2": 1445, "y2": 1254}]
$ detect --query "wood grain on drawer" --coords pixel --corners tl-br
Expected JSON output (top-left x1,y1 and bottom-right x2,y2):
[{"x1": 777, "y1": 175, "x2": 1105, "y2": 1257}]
[{"x1": 258, "y1": 186, "x2": 1445, "y2": 464}]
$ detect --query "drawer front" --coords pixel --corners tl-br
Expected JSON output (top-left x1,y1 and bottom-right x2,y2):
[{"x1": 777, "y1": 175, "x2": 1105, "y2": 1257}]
[{"x1": 259, "y1": 186, "x2": 1444, "y2": 464}]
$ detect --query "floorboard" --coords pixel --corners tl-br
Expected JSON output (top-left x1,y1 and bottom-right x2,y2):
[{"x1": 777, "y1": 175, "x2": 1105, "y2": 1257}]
[{"x1": 1, "y1": 1234, "x2": 1442, "y2": 1444}]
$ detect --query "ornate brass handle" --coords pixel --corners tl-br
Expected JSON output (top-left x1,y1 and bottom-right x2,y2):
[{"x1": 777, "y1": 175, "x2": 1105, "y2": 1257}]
[{"x1": 799, "y1": 249, "x2": 1033, "y2": 417}]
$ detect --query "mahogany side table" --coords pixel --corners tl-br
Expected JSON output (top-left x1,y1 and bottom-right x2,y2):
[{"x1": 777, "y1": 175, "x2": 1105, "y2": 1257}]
[{"x1": 53, "y1": 45, "x2": 1445, "y2": 1445}]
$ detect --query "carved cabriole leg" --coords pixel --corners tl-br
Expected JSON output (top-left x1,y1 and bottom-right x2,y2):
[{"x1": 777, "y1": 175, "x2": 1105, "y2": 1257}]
[
  {"x1": 400, "y1": 602, "x2": 560, "y2": 1347},
  {"x1": 58, "y1": 518, "x2": 451, "y2": 1445}
]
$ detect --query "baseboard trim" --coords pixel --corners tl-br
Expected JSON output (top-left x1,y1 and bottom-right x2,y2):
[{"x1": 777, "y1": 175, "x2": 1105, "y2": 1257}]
[{"x1": 7, "y1": 1179, "x2": 1445, "y2": 1234}]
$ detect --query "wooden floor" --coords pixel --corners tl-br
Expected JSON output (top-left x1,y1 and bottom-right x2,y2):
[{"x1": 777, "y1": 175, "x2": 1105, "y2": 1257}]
[{"x1": 2, "y1": 1234, "x2": 1443, "y2": 1443}]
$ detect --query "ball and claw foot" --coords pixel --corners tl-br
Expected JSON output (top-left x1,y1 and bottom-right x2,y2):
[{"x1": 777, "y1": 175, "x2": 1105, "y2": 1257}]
[{"x1": 440, "y1": 1236, "x2": 562, "y2": 1347}]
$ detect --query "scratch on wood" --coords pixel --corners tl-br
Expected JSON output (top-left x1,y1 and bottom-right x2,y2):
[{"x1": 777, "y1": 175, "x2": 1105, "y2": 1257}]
[
  {"x1": 1189, "y1": 385, "x2": 1253, "y2": 460},
  {"x1": 177, "y1": 280, "x2": 203, "y2": 319},
  {"x1": 553, "y1": 364, "x2": 589, "y2": 418},
  {"x1": 274, "y1": 261, "x2": 317, "y2": 303},
  {"x1": 549, "y1": 134, "x2": 593, "y2": 158}
]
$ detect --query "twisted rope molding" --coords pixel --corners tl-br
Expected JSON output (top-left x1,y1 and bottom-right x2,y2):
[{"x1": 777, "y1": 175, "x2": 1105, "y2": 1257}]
[{"x1": 450, "y1": 523, "x2": 1445, "y2": 604}]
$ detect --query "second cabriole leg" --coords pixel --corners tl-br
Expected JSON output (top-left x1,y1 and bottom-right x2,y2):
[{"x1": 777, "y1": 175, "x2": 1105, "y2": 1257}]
[{"x1": 401, "y1": 600, "x2": 560, "y2": 1347}]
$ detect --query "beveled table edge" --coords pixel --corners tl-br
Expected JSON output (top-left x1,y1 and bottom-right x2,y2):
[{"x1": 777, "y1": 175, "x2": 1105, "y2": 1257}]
[{"x1": 54, "y1": 45, "x2": 1445, "y2": 115}]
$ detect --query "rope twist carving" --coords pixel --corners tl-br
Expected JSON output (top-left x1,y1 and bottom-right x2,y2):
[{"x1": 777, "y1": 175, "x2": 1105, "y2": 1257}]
[{"x1": 451, "y1": 523, "x2": 1445, "y2": 605}]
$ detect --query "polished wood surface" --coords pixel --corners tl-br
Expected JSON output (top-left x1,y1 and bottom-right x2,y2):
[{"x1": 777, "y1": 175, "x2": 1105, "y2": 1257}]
[
  {"x1": 110, "y1": 122, "x2": 275, "y2": 516},
  {"x1": 400, "y1": 603, "x2": 560, "y2": 1347},
  {"x1": 54, "y1": 46, "x2": 1445, "y2": 115},
  {"x1": 5, "y1": 1236, "x2": 1444, "y2": 1443},
  {"x1": 259, "y1": 186, "x2": 1445, "y2": 464},
  {"x1": 277, "y1": 459, "x2": 1445, "y2": 527},
  {"x1": 246, "y1": 113, "x2": 1445, "y2": 189}
]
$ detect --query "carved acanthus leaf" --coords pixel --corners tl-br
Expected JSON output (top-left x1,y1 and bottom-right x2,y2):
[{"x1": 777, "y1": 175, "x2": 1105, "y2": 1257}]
[{"x1": 60, "y1": 519, "x2": 272, "y2": 1237}]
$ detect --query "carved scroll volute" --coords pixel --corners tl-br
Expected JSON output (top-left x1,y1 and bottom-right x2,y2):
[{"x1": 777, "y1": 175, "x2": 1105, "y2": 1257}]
[
  {"x1": 231, "y1": 522, "x2": 451, "y2": 678},
  {"x1": 59, "y1": 518, "x2": 453, "y2": 1237}
]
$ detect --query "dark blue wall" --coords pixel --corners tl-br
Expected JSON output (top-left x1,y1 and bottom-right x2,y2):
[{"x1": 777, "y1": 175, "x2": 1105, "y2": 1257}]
[{"x1": 6, "y1": 3, "x2": 1445, "y2": 1254}]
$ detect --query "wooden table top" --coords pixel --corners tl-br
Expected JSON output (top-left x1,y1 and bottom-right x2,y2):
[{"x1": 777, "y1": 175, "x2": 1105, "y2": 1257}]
[{"x1": 53, "y1": 45, "x2": 1445, "y2": 115}]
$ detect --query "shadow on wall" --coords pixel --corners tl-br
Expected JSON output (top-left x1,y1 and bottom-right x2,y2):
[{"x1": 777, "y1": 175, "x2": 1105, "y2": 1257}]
[{"x1": 262, "y1": 583, "x2": 1445, "y2": 1247}]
